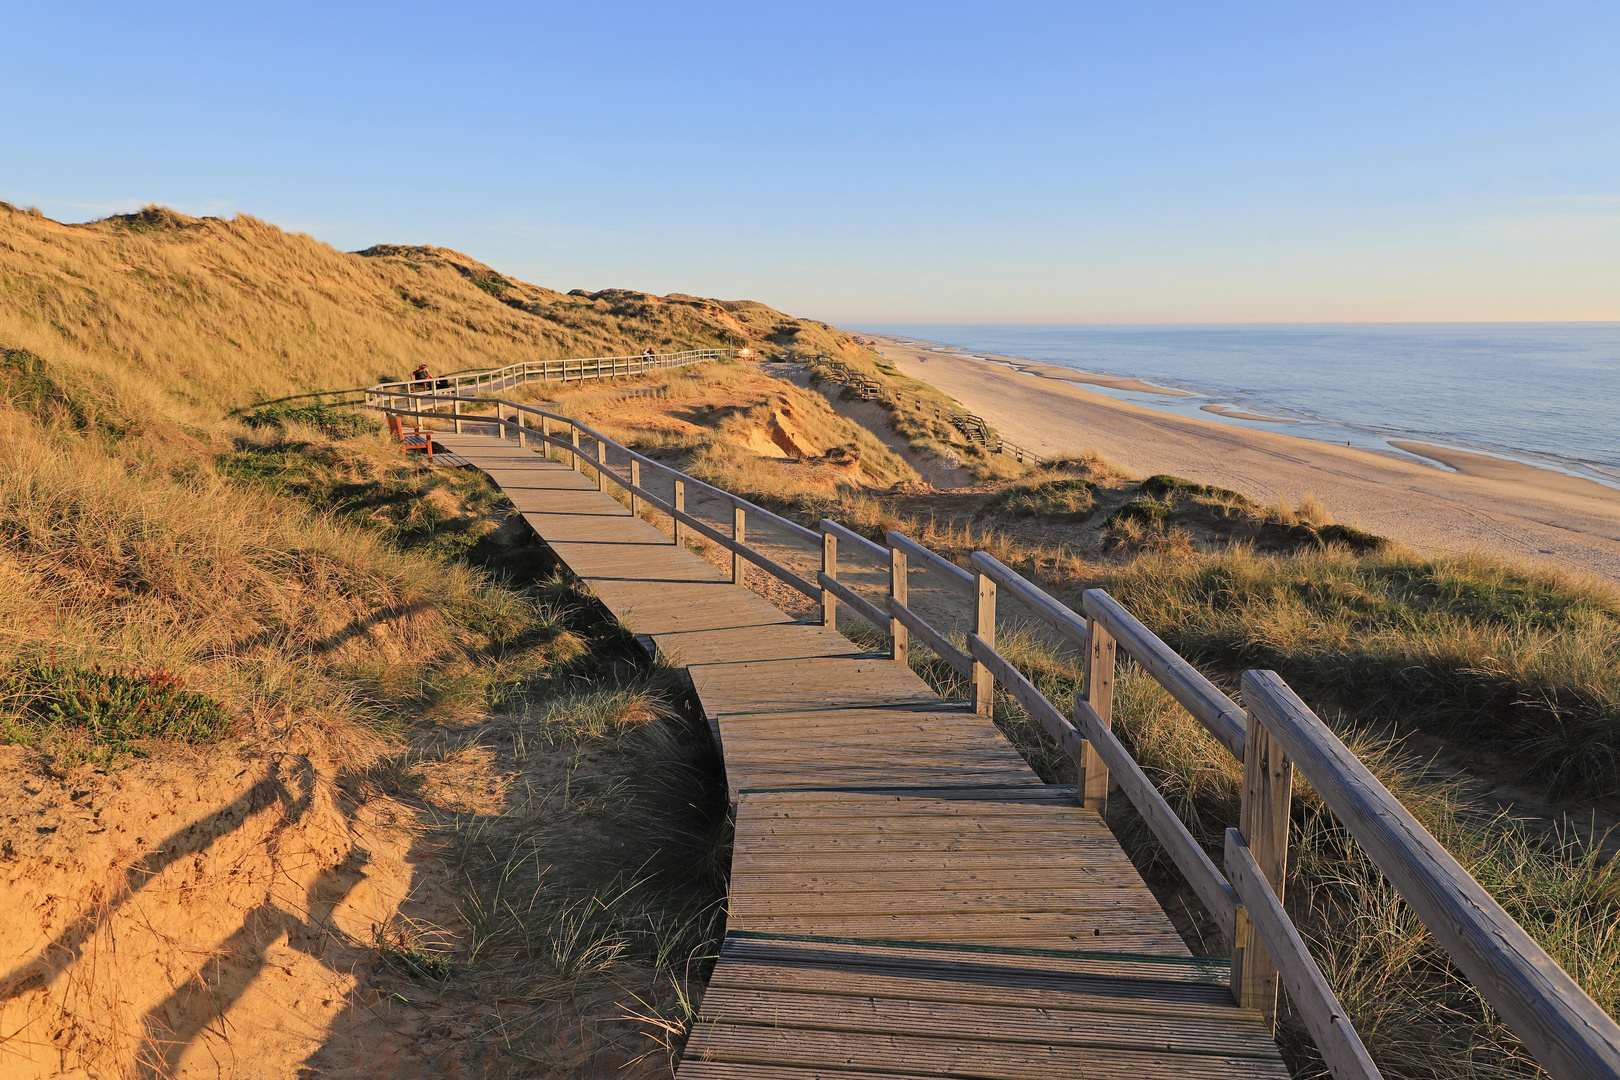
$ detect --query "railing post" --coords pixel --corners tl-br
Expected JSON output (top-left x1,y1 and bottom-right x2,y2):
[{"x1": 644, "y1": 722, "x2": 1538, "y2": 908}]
[
  {"x1": 540, "y1": 415, "x2": 549, "y2": 460},
  {"x1": 821, "y1": 529, "x2": 838, "y2": 627},
  {"x1": 889, "y1": 545, "x2": 908, "y2": 664},
  {"x1": 674, "y1": 480, "x2": 686, "y2": 546},
  {"x1": 630, "y1": 459, "x2": 641, "y2": 516},
  {"x1": 1078, "y1": 617, "x2": 1116, "y2": 812},
  {"x1": 973, "y1": 569, "x2": 996, "y2": 717},
  {"x1": 596, "y1": 439, "x2": 608, "y2": 491},
  {"x1": 570, "y1": 426, "x2": 580, "y2": 469},
  {"x1": 1231, "y1": 708, "x2": 1294, "y2": 1032},
  {"x1": 453, "y1": 395, "x2": 462, "y2": 434},
  {"x1": 516, "y1": 411, "x2": 526, "y2": 447},
  {"x1": 732, "y1": 506, "x2": 746, "y2": 585}
]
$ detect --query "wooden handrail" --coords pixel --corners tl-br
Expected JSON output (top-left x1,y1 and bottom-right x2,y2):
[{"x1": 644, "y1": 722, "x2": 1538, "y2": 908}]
[
  {"x1": 367, "y1": 347, "x2": 726, "y2": 398},
  {"x1": 1073, "y1": 697, "x2": 1239, "y2": 943},
  {"x1": 818, "y1": 573, "x2": 889, "y2": 633},
  {"x1": 820, "y1": 518, "x2": 888, "y2": 564},
  {"x1": 369, "y1": 377, "x2": 1620, "y2": 1080},
  {"x1": 969, "y1": 552, "x2": 1088, "y2": 651},
  {"x1": 966, "y1": 634, "x2": 1086, "y2": 762},
  {"x1": 885, "y1": 596, "x2": 972, "y2": 677},
  {"x1": 1225, "y1": 829, "x2": 1381, "y2": 1079},
  {"x1": 1243, "y1": 671, "x2": 1620, "y2": 1080},
  {"x1": 1082, "y1": 589, "x2": 1248, "y2": 758},
  {"x1": 886, "y1": 530, "x2": 974, "y2": 592}
]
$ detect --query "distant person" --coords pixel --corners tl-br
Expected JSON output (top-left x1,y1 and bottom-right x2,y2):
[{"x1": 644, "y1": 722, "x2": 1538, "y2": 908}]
[
  {"x1": 644, "y1": 347, "x2": 656, "y2": 360},
  {"x1": 412, "y1": 363, "x2": 432, "y2": 391}
]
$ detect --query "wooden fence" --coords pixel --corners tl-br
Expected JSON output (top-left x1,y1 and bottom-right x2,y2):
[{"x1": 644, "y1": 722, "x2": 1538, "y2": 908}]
[
  {"x1": 374, "y1": 383, "x2": 1620, "y2": 1080},
  {"x1": 366, "y1": 348, "x2": 728, "y2": 431}
]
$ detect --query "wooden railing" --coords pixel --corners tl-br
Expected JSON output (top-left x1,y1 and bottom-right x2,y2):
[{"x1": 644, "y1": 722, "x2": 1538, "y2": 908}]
[
  {"x1": 365, "y1": 348, "x2": 728, "y2": 432},
  {"x1": 374, "y1": 386, "x2": 1620, "y2": 1080}
]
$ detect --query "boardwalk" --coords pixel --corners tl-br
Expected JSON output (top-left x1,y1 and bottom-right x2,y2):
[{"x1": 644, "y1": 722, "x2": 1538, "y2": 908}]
[{"x1": 437, "y1": 432, "x2": 1289, "y2": 1079}]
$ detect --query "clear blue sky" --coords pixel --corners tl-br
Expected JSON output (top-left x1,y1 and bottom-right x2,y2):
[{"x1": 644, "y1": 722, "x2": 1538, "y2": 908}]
[{"x1": 5, "y1": 2, "x2": 1617, "y2": 323}]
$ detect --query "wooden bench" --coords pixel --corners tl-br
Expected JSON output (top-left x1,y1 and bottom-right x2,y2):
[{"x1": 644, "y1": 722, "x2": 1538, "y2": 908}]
[{"x1": 385, "y1": 413, "x2": 434, "y2": 460}]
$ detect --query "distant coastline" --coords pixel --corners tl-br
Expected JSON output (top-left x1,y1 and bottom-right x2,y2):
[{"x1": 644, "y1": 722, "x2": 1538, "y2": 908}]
[
  {"x1": 872, "y1": 324, "x2": 1620, "y2": 495},
  {"x1": 870, "y1": 336, "x2": 1620, "y2": 580}
]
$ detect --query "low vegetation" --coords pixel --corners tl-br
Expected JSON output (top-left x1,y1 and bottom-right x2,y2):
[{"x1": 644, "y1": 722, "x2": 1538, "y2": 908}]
[
  {"x1": 0, "y1": 660, "x2": 233, "y2": 769},
  {"x1": 0, "y1": 203, "x2": 774, "y2": 1075},
  {"x1": 505, "y1": 358, "x2": 922, "y2": 493}
]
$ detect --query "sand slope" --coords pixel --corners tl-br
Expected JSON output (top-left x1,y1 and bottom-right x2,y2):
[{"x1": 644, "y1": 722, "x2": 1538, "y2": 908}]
[{"x1": 876, "y1": 342, "x2": 1620, "y2": 581}]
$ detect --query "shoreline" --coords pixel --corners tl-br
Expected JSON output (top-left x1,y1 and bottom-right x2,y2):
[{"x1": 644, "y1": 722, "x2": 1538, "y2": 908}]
[
  {"x1": 870, "y1": 338, "x2": 1620, "y2": 581},
  {"x1": 880, "y1": 334, "x2": 1618, "y2": 493}
]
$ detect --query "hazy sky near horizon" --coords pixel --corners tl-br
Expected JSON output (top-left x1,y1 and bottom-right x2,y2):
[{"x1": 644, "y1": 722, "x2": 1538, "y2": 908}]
[{"x1": 5, "y1": 2, "x2": 1617, "y2": 324}]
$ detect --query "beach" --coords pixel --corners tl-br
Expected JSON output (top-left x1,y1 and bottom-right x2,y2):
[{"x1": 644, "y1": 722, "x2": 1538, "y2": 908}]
[{"x1": 875, "y1": 339, "x2": 1620, "y2": 582}]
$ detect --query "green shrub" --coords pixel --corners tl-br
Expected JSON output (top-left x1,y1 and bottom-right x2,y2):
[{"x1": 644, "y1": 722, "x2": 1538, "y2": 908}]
[
  {"x1": 240, "y1": 401, "x2": 379, "y2": 438},
  {"x1": 1, "y1": 661, "x2": 234, "y2": 764},
  {"x1": 1140, "y1": 473, "x2": 1250, "y2": 504}
]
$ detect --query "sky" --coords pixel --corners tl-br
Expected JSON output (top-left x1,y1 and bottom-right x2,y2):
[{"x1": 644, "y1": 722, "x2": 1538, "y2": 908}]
[{"x1": 4, "y1": 1, "x2": 1618, "y2": 324}]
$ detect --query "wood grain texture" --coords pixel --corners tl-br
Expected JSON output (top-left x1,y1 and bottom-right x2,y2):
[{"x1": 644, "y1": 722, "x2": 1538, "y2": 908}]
[
  {"x1": 1233, "y1": 708, "x2": 1294, "y2": 1029},
  {"x1": 434, "y1": 432, "x2": 1288, "y2": 1080},
  {"x1": 1227, "y1": 830, "x2": 1383, "y2": 1080},
  {"x1": 1081, "y1": 617, "x2": 1116, "y2": 812},
  {"x1": 971, "y1": 550, "x2": 1089, "y2": 651},
  {"x1": 1243, "y1": 670, "x2": 1620, "y2": 1080}
]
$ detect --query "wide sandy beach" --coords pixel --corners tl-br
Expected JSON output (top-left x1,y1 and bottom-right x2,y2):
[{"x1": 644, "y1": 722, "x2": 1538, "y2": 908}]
[{"x1": 875, "y1": 340, "x2": 1620, "y2": 582}]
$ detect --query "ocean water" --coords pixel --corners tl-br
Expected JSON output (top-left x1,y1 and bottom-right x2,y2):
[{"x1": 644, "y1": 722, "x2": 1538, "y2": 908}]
[{"x1": 865, "y1": 324, "x2": 1620, "y2": 487}]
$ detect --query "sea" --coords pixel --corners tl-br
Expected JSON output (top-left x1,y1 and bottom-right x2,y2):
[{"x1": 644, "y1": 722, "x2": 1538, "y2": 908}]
[{"x1": 863, "y1": 324, "x2": 1620, "y2": 490}]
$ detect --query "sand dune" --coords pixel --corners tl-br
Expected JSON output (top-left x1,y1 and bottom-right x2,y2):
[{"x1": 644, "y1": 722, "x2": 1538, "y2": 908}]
[{"x1": 875, "y1": 341, "x2": 1620, "y2": 582}]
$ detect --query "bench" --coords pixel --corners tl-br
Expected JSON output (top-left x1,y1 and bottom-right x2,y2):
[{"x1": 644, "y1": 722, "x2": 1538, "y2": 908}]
[{"x1": 385, "y1": 413, "x2": 434, "y2": 460}]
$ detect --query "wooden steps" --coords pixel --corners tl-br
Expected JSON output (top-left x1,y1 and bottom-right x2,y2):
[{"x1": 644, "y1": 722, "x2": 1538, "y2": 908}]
[{"x1": 434, "y1": 432, "x2": 1288, "y2": 1080}]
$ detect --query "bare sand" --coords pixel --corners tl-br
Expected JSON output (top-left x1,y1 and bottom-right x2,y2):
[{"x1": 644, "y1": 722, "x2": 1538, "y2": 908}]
[
  {"x1": 885, "y1": 342, "x2": 1191, "y2": 397},
  {"x1": 873, "y1": 341, "x2": 1620, "y2": 582}
]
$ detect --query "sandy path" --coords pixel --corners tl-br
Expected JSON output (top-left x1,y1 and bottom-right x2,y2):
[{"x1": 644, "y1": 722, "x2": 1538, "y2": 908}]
[{"x1": 875, "y1": 342, "x2": 1620, "y2": 582}]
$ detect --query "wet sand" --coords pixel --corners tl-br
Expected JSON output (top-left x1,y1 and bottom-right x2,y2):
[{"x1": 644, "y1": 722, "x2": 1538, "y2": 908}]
[{"x1": 873, "y1": 340, "x2": 1620, "y2": 582}]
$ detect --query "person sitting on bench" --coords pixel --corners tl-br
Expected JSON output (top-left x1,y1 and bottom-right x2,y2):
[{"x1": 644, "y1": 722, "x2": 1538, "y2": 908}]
[{"x1": 412, "y1": 363, "x2": 433, "y2": 391}]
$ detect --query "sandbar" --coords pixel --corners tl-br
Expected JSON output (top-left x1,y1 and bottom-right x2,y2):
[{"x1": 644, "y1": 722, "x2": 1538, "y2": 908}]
[
  {"x1": 1201, "y1": 404, "x2": 1297, "y2": 423},
  {"x1": 1389, "y1": 442, "x2": 1619, "y2": 502},
  {"x1": 872, "y1": 340, "x2": 1620, "y2": 582}
]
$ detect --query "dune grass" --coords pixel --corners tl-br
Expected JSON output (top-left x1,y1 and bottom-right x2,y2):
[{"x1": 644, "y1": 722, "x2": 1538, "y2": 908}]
[{"x1": 1095, "y1": 546, "x2": 1620, "y2": 798}]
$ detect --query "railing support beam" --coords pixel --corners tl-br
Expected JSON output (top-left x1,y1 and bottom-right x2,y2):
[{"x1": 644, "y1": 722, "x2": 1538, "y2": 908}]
[
  {"x1": 1079, "y1": 618, "x2": 1115, "y2": 812},
  {"x1": 821, "y1": 531, "x2": 838, "y2": 628},
  {"x1": 889, "y1": 545, "x2": 908, "y2": 664},
  {"x1": 973, "y1": 571, "x2": 996, "y2": 716},
  {"x1": 1232, "y1": 708, "x2": 1294, "y2": 1031}
]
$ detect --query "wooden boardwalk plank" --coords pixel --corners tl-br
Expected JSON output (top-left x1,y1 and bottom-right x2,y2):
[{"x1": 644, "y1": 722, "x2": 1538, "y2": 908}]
[{"x1": 434, "y1": 432, "x2": 1288, "y2": 1080}]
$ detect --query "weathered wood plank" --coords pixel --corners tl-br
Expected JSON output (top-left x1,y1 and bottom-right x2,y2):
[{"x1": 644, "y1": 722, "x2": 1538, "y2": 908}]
[
  {"x1": 1226, "y1": 830, "x2": 1382, "y2": 1080},
  {"x1": 1243, "y1": 670, "x2": 1620, "y2": 1080}
]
